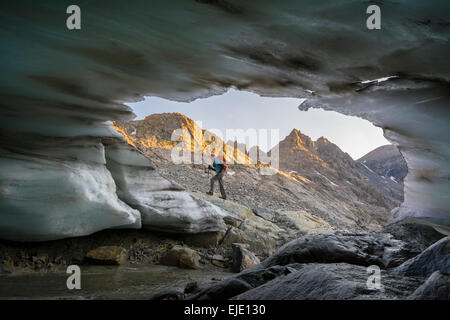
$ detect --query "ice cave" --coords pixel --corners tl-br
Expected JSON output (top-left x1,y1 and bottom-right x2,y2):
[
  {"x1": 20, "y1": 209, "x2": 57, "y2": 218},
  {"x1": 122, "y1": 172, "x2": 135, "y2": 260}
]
[{"x1": 0, "y1": 0, "x2": 449, "y2": 242}]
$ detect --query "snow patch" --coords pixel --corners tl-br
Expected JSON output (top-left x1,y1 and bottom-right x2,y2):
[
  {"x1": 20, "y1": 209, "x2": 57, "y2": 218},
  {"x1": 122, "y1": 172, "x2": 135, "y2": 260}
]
[{"x1": 315, "y1": 171, "x2": 338, "y2": 187}]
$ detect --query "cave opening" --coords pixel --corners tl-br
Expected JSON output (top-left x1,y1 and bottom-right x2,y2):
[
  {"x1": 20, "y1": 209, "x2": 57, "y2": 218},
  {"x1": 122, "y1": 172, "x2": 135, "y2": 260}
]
[
  {"x1": 125, "y1": 88, "x2": 392, "y2": 160},
  {"x1": 110, "y1": 88, "x2": 408, "y2": 236}
]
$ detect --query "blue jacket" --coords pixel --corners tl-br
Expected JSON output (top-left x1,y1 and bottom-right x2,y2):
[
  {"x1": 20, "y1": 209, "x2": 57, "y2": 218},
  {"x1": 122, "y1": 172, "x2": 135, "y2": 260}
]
[{"x1": 212, "y1": 158, "x2": 224, "y2": 173}]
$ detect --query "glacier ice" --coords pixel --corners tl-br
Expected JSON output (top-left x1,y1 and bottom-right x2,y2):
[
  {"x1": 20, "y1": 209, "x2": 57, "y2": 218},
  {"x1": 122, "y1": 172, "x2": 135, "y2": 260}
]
[
  {"x1": 0, "y1": 147, "x2": 141, "y2": 241},
  {"x1": 0, "y1": 0, "x2": 449, "y2": 240}
]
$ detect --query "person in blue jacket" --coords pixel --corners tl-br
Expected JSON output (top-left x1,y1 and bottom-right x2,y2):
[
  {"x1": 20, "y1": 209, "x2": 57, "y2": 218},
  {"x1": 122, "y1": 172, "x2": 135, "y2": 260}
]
[{"x1": 206, "y1": 153, "x2": 227, "y2": 200}]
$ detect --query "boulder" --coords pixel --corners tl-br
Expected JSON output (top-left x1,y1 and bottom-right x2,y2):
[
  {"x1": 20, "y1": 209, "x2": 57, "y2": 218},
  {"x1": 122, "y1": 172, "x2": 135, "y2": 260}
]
[
  {"x1": 160, "y1": 245, "x2": 201, "y2": 269},
  {"x1": 192, "y1": 192, "x2": 285, "y2": 256},
  {"x1": 232, "y1": 243, "x2": 260, "y2": 273},
  {"x1": 393, "y1": 236, "x2": 449, "y2": 277},
  {"x1": 233, "y1": 263, "x2": 422, "y2": 300},
  {"x1": 85, "y1": 246, "x2": 128, "y2": 265},
  {"x1": 383, "y1": 221, "x2": 446, "y2": 254},
  {"x1": 151, "y1": 288, "x2": 185, "y2": 300},
  {"x1": 407, "y1": 271, "x2": 450, "y2": 300},
  {"x1": 191, "y1": 278, "x2": 252, "y2": 300},
  {"x1": 261, "y1": 232, "x2": 413, "y2": 269},
  {"x1": 221, "y1": 221, "x2": 283, "y2": 257}
]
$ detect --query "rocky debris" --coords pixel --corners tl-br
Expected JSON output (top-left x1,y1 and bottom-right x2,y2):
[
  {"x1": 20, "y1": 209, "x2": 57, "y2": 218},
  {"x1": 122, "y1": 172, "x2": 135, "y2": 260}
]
[
  {"x1": 260, "y1": 232, "x2": 414, "y2": 270},
  {"x1": 0, "y1": 256, "x2": 15, "y2": 274},
  {"x1": 211, "y1": 260, "x2": 228, "y2": 268},
  {"x1": 382, "y1": 221, "x2": 445, "y2": 254},
  {"x1": 151, "y1": 288, "x2": 185, "y2": 300},
  {"x1": 159, "y1": 159, "x2": 394, "y2": 234},
  {"x1": 272, "y1": 210, "x2": 333, "y2": 236},
  {"x1": 232, "y1": 243, "x2": 260, "y2": 273},
  {"x1": 115, "y1": 114, "x2": 404, "y2": 236},
  {"x1": 407, "y1": 271, "x2": 450, "y2": 300},
  {"x1": 233, "y1": 263, "x2": 422, "y2": 300},
  {"x1": 192, "y1": 192, "x2": 285, "y2": 257},
  {"x1": 160, "y1": 245, "x2": 201, "y2": 269},
  {"x1": 191, "y1": 278, "x2": 253, "y2": 300},
  {"x1": 85, "y1": 246, "x2": 128, "y2": 265},
  {"x1": 220, "y1": 222, "x2": 282, "y2": 258},
  {"x1": 0, "y1": 228, "x2": 241, "y2": 274},
  {"x1": 393, "y1": 237, "x2": 449, "y2": 277},
  {"x1": 208, "y1": 254, "x2": 231, "y2": 268},
  {"x1": 182, "y1": 231, "x2": 226, "y2": 247}
]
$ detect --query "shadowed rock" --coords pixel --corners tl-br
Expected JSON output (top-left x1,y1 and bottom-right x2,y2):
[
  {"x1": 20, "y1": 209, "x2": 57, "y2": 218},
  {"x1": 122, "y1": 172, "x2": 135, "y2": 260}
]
[
  {"x1": 188, "y1": 232, "x2": 437, "y2": 300},
  {"x1": 260, "y1": 232, "x2": 414, "y2": 269},
  {"x1": 233, "y1": 263, "x2": 422, "y2": 300},
  {"x1": 407, "y1": 271, "x2": 450, "y2": 300},
  {"x1": 232, "y1": 243, "x2": 260, "y2": 273},
  {"x1": 191, "y1": 278, "x2": 252, "y2": 300},
  {"x1": 393, "y1": 237, "x2": 449, "y2": 277}
]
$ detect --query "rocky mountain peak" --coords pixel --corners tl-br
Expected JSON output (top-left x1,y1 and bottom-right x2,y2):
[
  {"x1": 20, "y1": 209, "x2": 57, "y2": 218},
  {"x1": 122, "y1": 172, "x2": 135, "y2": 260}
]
[
  {"x1": 358, "y1": 145, "x2": 408, "y2": 182},
  {"x1": 284, "y1": 128, "x2": 316, "y2": 150},
  {"x1": 140, "y1": 112, "x2": 202, "y2": 141},
  {"x1": 115, "y1": 113, "x2": 250, "y2": 164}
]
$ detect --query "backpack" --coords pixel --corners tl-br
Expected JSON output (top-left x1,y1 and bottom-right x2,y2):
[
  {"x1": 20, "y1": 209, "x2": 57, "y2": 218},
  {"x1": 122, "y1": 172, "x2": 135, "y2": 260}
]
[{"x1": 221, "y1": 156, "x2": 229, "y2": 171}]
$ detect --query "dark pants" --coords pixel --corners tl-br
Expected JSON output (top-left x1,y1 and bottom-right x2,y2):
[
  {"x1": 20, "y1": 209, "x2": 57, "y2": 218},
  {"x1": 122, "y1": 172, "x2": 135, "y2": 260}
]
[{"x1": 209, "y1": 170, "x2": 226, "y2": 198}]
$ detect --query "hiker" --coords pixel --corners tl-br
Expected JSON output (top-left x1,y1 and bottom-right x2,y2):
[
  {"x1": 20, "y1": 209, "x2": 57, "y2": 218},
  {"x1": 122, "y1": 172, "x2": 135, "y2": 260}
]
[{"x1": 206, "y1": 154, "x2": 227, "y2": 200}]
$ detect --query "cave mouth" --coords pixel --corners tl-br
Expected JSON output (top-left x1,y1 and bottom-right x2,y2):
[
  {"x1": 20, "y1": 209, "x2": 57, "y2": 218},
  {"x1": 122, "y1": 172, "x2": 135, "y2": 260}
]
[
  {"x1": 125, "y1": 88, "x2": 392, "y2": 160},
  {"x1": 110, "y1": 88, "x2": 408, "y2": 235},
  {"x1": 0, "y1": 0, "x2": 448, "y2": 244}
]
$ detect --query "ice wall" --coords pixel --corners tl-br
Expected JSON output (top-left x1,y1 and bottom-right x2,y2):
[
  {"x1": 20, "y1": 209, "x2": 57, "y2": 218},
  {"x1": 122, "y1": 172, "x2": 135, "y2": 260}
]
[{"x1": 0, "y1": 0, "x2": 449, "y2": 240}]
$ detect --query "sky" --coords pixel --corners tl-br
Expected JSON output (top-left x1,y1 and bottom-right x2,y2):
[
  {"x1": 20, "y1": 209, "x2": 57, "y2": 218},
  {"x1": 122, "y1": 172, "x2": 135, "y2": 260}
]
[{"x1": 126, "y1": 89, "x2": 390, "y2": 160}]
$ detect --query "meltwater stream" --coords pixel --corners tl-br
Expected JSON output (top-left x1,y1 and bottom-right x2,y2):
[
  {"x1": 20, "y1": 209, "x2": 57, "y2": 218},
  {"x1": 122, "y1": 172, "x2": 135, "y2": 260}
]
[{"x1": 0, "y1": 265, "x2": 233, "y2": 300}]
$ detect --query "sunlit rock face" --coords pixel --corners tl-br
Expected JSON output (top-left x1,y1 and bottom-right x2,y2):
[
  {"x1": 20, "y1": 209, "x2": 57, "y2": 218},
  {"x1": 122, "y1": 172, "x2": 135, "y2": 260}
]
[{"x1": 0, "y1": 0, "x2": 449, "y2": 240}]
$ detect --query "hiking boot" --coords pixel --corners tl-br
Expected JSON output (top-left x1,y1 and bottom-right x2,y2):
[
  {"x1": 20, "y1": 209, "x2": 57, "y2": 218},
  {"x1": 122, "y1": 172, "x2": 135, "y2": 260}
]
[
  {"x1": 206, "y1": 191, "x2": 213, "y2": 196},
  {"x1": 219, "y1": 196, "x2": 227, "y2": 200}
]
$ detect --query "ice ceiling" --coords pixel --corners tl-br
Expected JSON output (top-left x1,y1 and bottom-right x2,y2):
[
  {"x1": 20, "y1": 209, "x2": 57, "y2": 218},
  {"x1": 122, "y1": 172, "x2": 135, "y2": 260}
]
[{"x1": 0, "y1": 0, "x2": 449, "y2": 240}]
